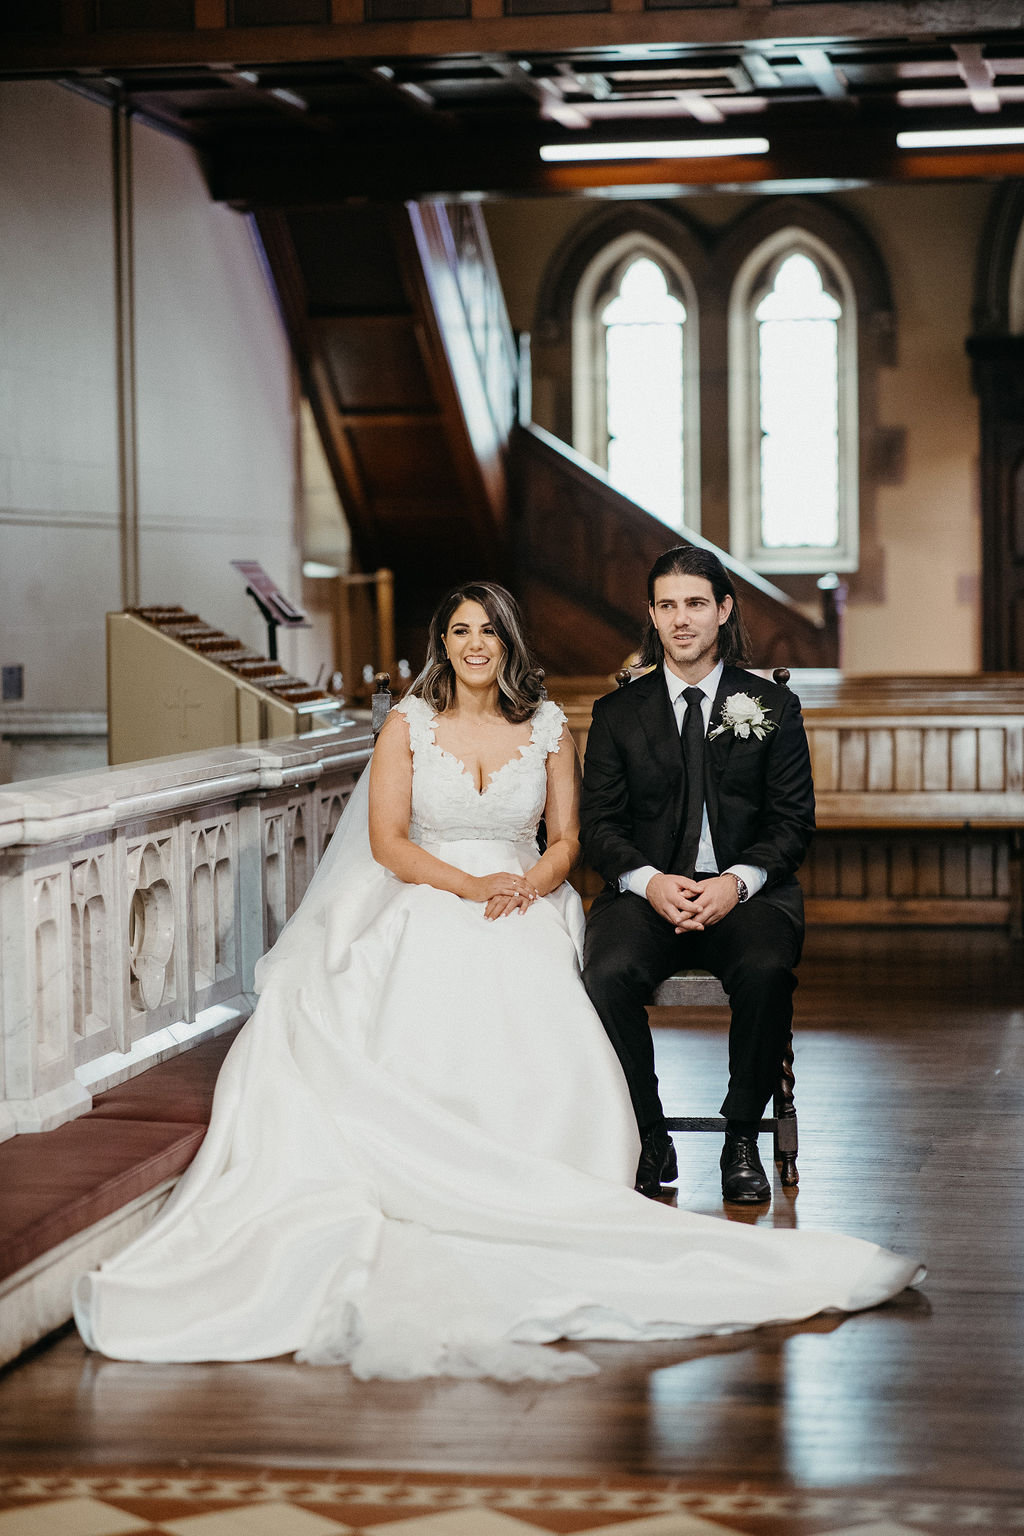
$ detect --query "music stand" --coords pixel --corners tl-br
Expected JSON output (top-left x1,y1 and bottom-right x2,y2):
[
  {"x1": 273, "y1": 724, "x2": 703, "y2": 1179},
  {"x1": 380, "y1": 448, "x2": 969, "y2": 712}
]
[{"x1": 231, "y1": 560, "x2": 311, "y2": 661}]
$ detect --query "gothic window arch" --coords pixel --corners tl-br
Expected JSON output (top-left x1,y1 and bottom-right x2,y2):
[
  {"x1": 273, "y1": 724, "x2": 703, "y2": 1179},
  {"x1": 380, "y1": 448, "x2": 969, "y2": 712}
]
[
  {"x1": 572, "y1": 232, "x2": 700, "y2": 531},
  {"x1": 729, "y1": 228, "x2": 859, "y2": 574},
  {"x1": 532, "y1": 197, "x2": 891, "y2": 578}
]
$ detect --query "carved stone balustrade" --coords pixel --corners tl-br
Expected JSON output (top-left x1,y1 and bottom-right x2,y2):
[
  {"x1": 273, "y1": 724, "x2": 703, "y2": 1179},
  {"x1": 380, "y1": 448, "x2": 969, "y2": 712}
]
[{"x1": 0, "y1": 720, "x2": 373, "y2": 1145}]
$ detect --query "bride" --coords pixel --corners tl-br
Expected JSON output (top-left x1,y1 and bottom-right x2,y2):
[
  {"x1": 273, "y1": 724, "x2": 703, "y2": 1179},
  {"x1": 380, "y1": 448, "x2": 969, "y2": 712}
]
[{"x1": 74, "y1": 581, "x2": 922, "y2": 1382}]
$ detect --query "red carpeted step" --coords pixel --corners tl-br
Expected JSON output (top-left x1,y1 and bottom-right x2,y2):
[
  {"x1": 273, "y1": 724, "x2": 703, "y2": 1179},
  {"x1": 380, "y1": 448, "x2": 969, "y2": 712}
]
[
  {"x1": 88, "y1": 1031, "x2": 238, "y2": 1124},
  {"x1": 0, "y1": 1028, "x2": 242, "y2": 1286},
  {"x1": 0, "y1": 1120, "x2": 204, "y2": 1284}
]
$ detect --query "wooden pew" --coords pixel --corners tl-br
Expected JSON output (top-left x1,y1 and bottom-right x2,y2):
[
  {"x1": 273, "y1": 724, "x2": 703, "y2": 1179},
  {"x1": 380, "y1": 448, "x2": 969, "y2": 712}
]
[{"x1": 547, "y1": 670, "x2": 1024, "y2": 928}]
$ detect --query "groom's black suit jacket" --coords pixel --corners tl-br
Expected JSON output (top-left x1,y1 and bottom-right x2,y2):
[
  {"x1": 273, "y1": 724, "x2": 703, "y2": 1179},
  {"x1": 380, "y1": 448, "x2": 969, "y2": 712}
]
[{"x1": 580, "y1": 664, "x2": 815, "y2": 933}]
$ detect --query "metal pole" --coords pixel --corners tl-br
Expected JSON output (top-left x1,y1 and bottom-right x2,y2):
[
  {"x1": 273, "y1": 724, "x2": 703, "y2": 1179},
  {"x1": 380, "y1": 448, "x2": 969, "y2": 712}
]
[{"x1": 112, "y1": 98, "x2": 140, "y2": 609}]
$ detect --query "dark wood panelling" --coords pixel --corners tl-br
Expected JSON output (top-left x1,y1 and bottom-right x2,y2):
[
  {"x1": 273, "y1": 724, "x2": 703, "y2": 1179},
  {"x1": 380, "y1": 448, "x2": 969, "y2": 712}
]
[
  {"x1": 229, "y1": 0, "x2": 329, "y2": 22},
  {"x1": 967, "y1": 336, "x2": 1024, "y2": 670},
  {"x1": 803, "y1": 830, "x2": 1014, "y2": 925},
  {"x1": 93, "y1": 0, "x2": 193, "y2": 28},
  {"x1": 366, "y1": 0, "x2": 469, "y2": 18},
  {"x1": 511, "y1": 422, "x2": 836, "y2": 674},
  {"x1": 347, "y1": 420, "x2": 462, "y2": 500},
  {"x1": 505, "y1": 0, "x2": 608, "y2": 14},
  {"x1": 315, "y1": 316, "x2": 435, "y2": 414},
  {"x1": 644, "y1": 0, "x2": 732, "y2": 9},
  {"x1": 521, "y1": 574, "x2": 643, "y2": 674},
  {"x1": 2, "y1": 0, "x2": 60, "y2": 29},
  {"x1": 287, "y1": 210, "x2": 409, "y2": 315}
]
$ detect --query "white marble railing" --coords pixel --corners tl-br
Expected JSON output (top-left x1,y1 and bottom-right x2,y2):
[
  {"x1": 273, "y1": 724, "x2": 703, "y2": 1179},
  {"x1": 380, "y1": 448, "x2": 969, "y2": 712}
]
[
  {"x1": 0, "y1": 708, "x2": 108, "y2": 785},
  {"x1": 0, "y1": 720, "x2": 374, "y2": 1142}
]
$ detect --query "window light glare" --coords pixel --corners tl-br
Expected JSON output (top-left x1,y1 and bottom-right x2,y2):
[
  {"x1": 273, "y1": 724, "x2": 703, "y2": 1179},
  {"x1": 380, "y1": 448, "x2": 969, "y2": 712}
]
[
  {"x1": 539, "y1": 137, "x2": 770, "y2": 163},
  {"x1": 897, "y1": 127, "x2": 1024, "y2": 150},
  {"x1": 602, "y1": 258, "x2": 686, "y2": 528}
]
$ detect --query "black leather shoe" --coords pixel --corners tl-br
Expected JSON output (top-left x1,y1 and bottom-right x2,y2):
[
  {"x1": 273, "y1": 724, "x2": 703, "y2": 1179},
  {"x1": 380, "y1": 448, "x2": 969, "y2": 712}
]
[
  {"x1": 635, "y1": 1127, "x2": 679, "y2": 1198},
  {"x1": 720, "y1": 1133, "x2": 770, "y2": 1204}
]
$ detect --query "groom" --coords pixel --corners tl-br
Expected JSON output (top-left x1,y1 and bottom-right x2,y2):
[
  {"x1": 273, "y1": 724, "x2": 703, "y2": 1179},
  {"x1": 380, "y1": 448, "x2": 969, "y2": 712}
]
[{"x1": 580, "y1": 546, "x2": 815, "y2": 1205}]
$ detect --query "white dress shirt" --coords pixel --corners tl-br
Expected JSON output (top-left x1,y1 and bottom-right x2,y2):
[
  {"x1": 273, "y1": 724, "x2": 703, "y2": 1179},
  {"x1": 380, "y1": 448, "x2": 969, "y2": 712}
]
[{"x1": 618, "y1": 659, "x2": 768, "y2": 902}]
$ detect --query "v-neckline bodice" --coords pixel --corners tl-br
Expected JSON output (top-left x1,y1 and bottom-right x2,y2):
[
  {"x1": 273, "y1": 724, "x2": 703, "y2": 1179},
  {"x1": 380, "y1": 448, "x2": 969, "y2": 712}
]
[{"x1": 427, "y1": 712, "x2": 537, "y2": 798}]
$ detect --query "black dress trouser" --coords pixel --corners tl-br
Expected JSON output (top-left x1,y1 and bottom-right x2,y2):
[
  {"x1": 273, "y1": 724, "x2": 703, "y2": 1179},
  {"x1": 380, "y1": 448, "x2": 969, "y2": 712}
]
[{"x1": 582, "y1": 889, "x2": 801, "y2": 1132}]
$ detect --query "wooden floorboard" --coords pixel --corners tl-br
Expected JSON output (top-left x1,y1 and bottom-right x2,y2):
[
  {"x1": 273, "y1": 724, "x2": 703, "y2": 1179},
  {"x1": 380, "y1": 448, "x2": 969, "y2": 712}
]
[{"x1": 0, "y1": 927, "x2": 1021, "y2": 1495}]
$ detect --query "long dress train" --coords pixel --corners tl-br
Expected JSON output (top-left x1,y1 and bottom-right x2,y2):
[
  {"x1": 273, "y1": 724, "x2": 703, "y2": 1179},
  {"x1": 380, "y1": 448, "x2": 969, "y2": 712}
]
[{"x1": 73, "y1": 696, "x2": 922, "y2": 1382}]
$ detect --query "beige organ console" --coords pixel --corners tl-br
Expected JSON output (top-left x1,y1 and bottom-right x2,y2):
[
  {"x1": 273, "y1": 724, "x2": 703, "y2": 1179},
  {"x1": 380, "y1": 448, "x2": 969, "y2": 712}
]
[{"x1": 107, "y1": 606, "x2": 345, "y2": 765}]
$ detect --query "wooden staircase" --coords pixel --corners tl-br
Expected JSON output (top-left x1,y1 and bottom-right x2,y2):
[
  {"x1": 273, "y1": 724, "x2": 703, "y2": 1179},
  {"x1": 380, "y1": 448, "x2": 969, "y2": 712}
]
[
  {"x1": 256, "y1": 201, "x2": 515, "y2": 666},
  {"x1": 256, "y1": 201, "x2": 839, "y2": 676},
  {"x1": 509, "y1": 423, "x2": 840, "y2": 673}
]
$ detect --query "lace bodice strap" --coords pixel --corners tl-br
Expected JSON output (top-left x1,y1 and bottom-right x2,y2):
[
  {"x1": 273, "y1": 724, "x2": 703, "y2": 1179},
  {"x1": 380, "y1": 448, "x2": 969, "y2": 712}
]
[
  {"x1": 394, "y1": 694, "x2": 566, "y2": 759},
  {"x1": 394, "y1": 694, "x2": 436, "y2": 753},
  {"x1": 531, "y1": 698, "x2": 568, "y2": 757}
]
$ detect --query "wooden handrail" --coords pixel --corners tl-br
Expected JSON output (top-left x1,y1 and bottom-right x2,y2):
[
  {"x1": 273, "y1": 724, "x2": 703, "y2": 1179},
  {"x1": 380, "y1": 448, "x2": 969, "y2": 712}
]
[{"x1": 510, "y1": 422, "x2": 839, "y2": 672}]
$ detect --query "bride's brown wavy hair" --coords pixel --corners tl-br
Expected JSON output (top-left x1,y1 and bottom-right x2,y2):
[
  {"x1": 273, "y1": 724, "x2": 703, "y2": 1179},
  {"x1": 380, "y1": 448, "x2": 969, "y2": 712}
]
[{"x1": 409, "y1": 581, "x2": 545, "y2": 724}]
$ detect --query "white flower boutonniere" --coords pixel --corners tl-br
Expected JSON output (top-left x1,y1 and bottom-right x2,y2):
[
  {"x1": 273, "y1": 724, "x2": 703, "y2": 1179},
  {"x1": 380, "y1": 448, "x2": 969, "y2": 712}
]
[{"x1": 708, "y1": 692, "x2": 777, "y2": 742}]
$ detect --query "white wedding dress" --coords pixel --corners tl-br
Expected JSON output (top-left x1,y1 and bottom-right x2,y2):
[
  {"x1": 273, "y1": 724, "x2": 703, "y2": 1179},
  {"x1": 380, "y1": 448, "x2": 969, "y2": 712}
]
[{"x1": 74, "y1": 696, "x2": 922, "y2": 1382}]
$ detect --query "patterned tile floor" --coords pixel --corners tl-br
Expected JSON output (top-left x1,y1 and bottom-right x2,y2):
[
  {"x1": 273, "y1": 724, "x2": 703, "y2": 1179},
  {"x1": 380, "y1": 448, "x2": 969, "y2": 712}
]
[{"x1": 0, "y1": 1472, "x2": 1022, "y2": 1536}]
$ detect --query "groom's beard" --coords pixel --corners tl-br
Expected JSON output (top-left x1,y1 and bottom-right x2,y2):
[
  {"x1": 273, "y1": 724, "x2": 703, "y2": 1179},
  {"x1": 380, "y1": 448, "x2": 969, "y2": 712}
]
[{"x1": 661, "y1": 631, "x2": 720, "y2": 675}]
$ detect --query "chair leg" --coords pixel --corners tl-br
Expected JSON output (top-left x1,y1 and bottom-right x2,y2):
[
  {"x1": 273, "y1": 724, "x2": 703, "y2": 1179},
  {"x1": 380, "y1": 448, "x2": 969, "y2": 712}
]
[{"x1": 773, "y1": 1030, "x2": 799, "y2": 1187}]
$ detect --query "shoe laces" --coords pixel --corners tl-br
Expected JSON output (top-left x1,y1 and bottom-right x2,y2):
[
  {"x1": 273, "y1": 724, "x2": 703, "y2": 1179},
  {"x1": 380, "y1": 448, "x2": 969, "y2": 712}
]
[{"x1": 727, "y1": 1135, "x2": 760, "y2": 1167}]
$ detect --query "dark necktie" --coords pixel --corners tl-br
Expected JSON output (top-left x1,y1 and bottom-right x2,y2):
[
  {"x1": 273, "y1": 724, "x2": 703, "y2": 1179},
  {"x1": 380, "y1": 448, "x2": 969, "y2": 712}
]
[{"x1": 678, "y1": 685, "x2": 706, "y2": 877}]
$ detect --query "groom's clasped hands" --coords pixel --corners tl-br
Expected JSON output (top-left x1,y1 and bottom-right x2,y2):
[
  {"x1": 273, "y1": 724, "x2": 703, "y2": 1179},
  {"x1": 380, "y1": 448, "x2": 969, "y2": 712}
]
[{"x1": 644, "y1": 871, "x2": 741, "y2": 933}]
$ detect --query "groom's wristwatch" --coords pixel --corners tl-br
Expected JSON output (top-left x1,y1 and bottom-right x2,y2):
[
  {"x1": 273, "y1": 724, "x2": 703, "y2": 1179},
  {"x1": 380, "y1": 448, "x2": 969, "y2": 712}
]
[{"x1": 730, "y1": 874, "x2": 749, "y2": 903}]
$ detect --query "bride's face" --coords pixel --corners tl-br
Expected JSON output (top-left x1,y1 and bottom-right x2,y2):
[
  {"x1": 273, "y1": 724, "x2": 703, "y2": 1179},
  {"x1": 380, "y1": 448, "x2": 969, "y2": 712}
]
[{"x1": 444, "y1": 600, "x2": 504, "y2": 693}]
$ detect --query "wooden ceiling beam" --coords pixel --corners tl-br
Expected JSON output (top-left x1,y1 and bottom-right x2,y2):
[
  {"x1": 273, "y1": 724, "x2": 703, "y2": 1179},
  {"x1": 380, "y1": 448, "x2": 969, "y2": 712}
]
[
  {"x1": 5, "y1": 3, "x2": 1024, "y2": 74},
  {"x1": 211, "y1": 117, "x2": 1024, "y2": 204}
]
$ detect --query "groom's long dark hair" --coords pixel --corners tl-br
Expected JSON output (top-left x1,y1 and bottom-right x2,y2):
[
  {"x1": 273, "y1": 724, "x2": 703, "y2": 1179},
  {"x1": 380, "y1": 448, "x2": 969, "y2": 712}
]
[{"x1": 636, "y1": 546, "x2": 750, "y2": 669}]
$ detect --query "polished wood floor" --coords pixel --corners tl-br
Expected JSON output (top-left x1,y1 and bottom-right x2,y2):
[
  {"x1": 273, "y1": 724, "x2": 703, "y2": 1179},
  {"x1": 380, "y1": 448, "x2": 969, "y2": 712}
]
[{"x1": 1, "y1": 927, "x2": 1021, "y2": 1495}]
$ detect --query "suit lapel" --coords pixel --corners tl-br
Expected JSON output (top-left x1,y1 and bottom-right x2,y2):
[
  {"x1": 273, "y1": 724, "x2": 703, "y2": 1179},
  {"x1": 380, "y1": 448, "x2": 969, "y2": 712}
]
[
  {"x1": 706, "y1": 668, "x2": 740, "y2": 779},
  {"x1": 704, "y1": 665, "x2": 742, "y2": 832},
  {"x1": 630, "y1": 668, "x2": 684, "y2": 800}
]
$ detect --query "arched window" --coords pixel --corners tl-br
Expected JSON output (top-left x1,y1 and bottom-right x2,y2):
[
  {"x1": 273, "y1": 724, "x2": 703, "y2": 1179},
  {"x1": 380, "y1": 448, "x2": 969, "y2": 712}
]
[
  {"x1": 572, "y1": 234, "x2": 699, "y2": 531},
  {"x1": 602, "y1": 258, "x2": 686, "y2": 526},
  {"x1": 730, "y1": 230, "x2": 858, "y2": 573}
]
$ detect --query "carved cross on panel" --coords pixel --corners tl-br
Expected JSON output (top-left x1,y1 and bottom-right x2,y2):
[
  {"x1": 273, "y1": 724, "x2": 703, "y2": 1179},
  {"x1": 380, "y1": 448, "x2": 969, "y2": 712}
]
[{"x1": 164, "y1": 687, "x2": 204, "y2": 741}]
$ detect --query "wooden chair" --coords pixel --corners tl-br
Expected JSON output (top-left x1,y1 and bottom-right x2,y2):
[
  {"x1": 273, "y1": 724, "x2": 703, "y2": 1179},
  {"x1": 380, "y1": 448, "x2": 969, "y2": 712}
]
[
  {"x1": 617, "y1": 665, "x2": 800, "y2": 1189},
  {"x1": 371, "y1": 671, "x2": 394, "y2": 736},
  {"x1": 650, "y1": 969, "x2": 798, "y2": 1187}
]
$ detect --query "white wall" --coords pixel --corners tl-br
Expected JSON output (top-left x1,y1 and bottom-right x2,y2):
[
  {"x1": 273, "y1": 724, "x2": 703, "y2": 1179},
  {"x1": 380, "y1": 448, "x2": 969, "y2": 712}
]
[
  {"x1": 840, "y1": 184, "x2": 986, "y2": 674},
  {"x1": 0, "y1": 81, "x2": 304, "y2": 718},
  {"x1": 131, "y1": 119, "x2": 300, "y2": 655},
  {"x1": 0, "y1": 83, "x2": 120, "y2": 713}
]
